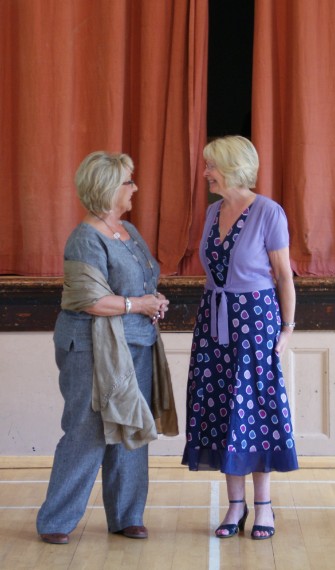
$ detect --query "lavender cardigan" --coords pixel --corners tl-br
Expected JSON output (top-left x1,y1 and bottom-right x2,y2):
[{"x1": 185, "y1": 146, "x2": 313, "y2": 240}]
[{"x1": 199, "y1": 195, "x2": 289, "y2": 345}]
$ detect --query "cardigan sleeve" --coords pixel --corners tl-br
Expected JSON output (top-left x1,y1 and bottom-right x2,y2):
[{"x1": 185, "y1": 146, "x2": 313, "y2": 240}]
[{"x1": 263, "y1": 203, "x2": 290, "y2": 252}]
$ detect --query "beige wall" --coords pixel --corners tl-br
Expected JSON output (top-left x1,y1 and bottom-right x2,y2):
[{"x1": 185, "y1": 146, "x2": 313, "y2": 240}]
[
  {"x1": 1, "y1": 331, "x2": 334, "y2": 457},
  {"x1": 0, "y1": 332, "x2": 191, "y2": 457}
]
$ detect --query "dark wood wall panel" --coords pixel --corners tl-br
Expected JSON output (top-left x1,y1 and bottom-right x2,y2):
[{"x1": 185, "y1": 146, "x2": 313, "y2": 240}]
[{"x1": 0, "y1": 277, "x2": 334, "y2": 332}]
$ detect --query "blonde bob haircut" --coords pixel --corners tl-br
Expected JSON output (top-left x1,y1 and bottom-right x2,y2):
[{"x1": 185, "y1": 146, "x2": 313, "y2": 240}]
[
  {"x1": 75, "y1": 151, "x2": 134, "y2": 214},
  {"x1": 203, "y1": 135, "x2": 259, "y2": 189}
]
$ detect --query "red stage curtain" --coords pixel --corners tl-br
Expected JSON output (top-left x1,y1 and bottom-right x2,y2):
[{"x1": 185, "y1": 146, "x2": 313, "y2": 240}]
[
  {"x1": 0, "y1": 0, "x2": 208, "y2": 276},
  {"x1": 252, "y1": 0, "x2": 335, "y2": 276}
]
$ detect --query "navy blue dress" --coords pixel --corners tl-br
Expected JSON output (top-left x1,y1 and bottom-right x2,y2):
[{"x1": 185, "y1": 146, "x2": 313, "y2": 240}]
[{"x1": 182, "y1": 206, "x2": 298, "y2": 475}]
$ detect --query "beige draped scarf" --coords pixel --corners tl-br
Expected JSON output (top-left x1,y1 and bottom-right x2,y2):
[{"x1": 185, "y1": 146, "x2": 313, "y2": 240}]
[
  {"x1": 61, "y1": 260, "x2": 178, "y2": 449},
  {"x1": 61, "y1": 260, "x2": 158, "y2": 450}
]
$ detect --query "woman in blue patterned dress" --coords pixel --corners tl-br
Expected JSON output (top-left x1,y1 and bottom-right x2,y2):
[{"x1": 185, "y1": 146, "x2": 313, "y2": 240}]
[{"x1": 182, "y1": 136, "x2": 298, "y2": 540}]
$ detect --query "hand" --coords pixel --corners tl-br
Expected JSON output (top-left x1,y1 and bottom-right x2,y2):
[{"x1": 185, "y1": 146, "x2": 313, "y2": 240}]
[
  {"x1": 156, "y1": 292, "x2": 169, "y2": 320},
  {"x1": 135, "y1": 292, "x2": 169, "y2": 322},
  {"x1": 152, "y1": 293, "x2": 170, "y2": 325},
  {"x1": 274, "y1": 328, "x2": 293, "y2": 356}
]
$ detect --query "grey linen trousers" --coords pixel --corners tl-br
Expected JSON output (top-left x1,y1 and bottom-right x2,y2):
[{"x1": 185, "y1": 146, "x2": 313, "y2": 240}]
[{"x1": 36, "y1": 343, "x2": 152, "y2": 535}]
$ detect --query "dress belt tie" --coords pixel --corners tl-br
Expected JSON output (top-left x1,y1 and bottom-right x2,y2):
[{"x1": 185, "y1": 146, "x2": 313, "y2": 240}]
[{"x1": 210, "y1": 287, "x2": 229, "y2": 346}]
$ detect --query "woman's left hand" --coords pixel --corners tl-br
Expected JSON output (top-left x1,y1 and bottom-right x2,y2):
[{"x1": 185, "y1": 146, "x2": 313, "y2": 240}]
[
  {"x1": 274, "y1": 329, "x2": 293, "y2": 356},
  {"x1": 156, "y1": 292, "x2": 169, "y2": 319}
]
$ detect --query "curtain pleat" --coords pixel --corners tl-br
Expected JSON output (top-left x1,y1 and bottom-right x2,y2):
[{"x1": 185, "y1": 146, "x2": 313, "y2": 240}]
[
  {"x1": 252, "y1": 0, "x2": 335, "y2": 276},
  {"x1": 0, "y1": 0, "x2": 208, "y2": 276}
]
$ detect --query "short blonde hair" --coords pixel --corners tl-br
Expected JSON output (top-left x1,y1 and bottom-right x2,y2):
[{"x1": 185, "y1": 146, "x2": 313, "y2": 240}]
[
  {"x1": 75, "y1": 151, "x2": 134, "y2": 213},
  {"x1": 203, "y1": 136, "x2": 259, "y2": 189}
]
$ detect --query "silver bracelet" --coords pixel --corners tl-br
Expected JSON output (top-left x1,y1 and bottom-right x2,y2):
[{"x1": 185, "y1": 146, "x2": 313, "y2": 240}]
[
  {"x1": 282, "y1": 321, "x2": 296, "y2": 328},
  {"x1": 124, "y1": 297, "x2": 132, "y2": 314}
]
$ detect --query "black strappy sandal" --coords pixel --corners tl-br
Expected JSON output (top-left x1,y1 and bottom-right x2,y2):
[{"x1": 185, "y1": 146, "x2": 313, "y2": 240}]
[
  {"x1": 215, "y1": 499, "x2": 249, "y2": 538},
  {"x1": 251, "y1": 500, "x2": 275, "y2": 540}
]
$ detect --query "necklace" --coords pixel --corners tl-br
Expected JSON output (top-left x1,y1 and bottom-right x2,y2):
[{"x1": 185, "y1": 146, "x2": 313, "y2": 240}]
[
  {"x1": 93, "y1": 213, "x2": 123, "y2": 239},
  {"x1": 119, "y1": 235, "x2": 157, "y2": 295},
  {"x1": 93, "y1": 213, "x2": 157, "y2": 293}
]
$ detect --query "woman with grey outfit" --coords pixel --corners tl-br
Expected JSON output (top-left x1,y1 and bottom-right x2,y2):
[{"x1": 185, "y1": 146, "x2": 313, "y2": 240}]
[{"x1": 37, "y1": 151, "x2": 172, "y2": 544}]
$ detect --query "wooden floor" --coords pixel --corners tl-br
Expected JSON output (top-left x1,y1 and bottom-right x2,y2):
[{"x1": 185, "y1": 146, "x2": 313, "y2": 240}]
[{"x1": 1, "y1": 457, "x2": 335, "y2": 570}]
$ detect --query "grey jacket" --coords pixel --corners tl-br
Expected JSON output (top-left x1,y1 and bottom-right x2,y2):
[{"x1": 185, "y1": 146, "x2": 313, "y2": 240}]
[
  {"x1": 55, "y1": 221, "x2": 160, "y2": 350},
  {"x1": 61, "y1": 260, "x2": 158, "y2": 450}
]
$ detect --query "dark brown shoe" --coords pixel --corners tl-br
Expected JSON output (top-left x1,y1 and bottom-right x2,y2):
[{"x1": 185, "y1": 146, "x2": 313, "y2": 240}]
[
  {"x1": 40, "y1": 533, "x2": 69, "y2": 544},
  {"x1": 115, "y1": 525, "x2": 148, "y2": 539}
]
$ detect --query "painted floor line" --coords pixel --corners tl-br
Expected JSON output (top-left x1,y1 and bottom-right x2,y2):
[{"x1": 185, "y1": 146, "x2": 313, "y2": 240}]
[
  {"x1": 1, "y1": 505, "x2": 335, "y2": 510},
  {"x1": 1, "y1": 479, "x2": 335, "y2": 485},
  {"x1": 209, "y1": 481, "x2": 220, "y2": 570}
]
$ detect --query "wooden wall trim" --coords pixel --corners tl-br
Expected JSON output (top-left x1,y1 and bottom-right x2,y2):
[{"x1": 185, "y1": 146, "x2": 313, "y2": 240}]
[{"x1": 0, "y1": 276, "x2": 334, "y2": 332}]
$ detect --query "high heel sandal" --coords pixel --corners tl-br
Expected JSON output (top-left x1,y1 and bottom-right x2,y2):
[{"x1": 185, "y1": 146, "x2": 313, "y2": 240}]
[
  {"x1": 251, "y1": 500, "x2": 275, "y2": 540},
  {"x1": 215, "y1": 499, "x2": 249, "y2": 538}
]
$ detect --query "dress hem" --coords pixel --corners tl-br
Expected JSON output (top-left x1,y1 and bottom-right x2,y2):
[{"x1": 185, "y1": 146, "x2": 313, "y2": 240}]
[{"x1": 182, "y1": 446, "x2": 299, "y2": 476}]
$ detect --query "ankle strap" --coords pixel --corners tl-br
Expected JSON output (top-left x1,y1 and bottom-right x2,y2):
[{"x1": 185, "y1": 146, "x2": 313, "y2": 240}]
[
  {"x1": 254, "y1": 500, "x2": 271, "y2": 505},
  {"x1": 229, "y1": 499, "x2": 245, "y2": 504}
]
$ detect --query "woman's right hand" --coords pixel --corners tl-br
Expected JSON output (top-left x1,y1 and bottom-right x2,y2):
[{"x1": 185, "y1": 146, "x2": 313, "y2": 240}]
[
  {"x1": 83, "y1": 292, "x2": 169, "y2": 321},
  {"x1": 131, "y1": 293, "x2": 169, "y2": 321}
]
